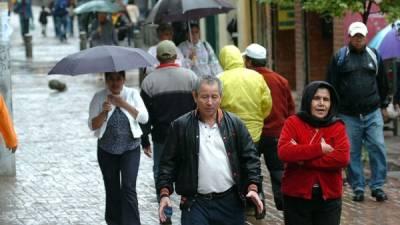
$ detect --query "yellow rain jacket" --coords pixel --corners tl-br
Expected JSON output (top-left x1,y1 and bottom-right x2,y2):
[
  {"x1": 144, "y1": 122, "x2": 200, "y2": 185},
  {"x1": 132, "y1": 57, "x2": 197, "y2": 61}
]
[
  {"x1": 218, "y1": 45, "x2": 272, "y2": 142},
  {"x1": 0, "y1": 95, "x2": 18, "y2": 149}
]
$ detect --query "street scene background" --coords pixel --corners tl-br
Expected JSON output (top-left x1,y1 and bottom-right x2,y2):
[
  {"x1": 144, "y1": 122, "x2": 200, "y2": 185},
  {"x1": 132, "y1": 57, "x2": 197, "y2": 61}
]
[{"x1": 1, "y1": 5, "x2": 400, "y2": 225}]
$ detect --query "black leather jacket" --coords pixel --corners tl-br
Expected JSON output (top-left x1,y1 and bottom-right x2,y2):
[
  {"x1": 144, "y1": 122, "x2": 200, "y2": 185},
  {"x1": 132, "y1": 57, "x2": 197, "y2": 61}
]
[
  {"x1": 326, "y1": 45, "x2": 389, "y2": 116},
  {"x1": 157, "y1": 109, "x2": 262, "y2": 200}
]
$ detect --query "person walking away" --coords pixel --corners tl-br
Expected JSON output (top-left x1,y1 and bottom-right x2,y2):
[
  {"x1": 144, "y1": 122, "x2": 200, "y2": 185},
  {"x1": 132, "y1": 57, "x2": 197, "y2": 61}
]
[
  {"x1": 178, "y1": 22, "x2": 222, "y2": 77},
  {"x1": 53, "y1": 0, "x2": 69, "y2": 42},
  {"x1": 88, "y1": 71, "x2": 149, "y2": 225},
  {"x1": 326, "y1": 21, "x2": 389, "y2": 202},
  {"x1": 140, "y1": 40, "x2": 197, "y2": 209},
  {"x1": 39, "y1": 5, "x2": 50, "y2": 36},
  {"x1": 243, "y1": 43, "x2": 295, "y2": 210},
  {"x1": 157, "y1": 76, "x2": 264, "y2": 225},
  {"x1": 278, "y1": 81, "x2": 350, "y2": 225},
  {"x1": 89, "y1": 12, "x2": 118, "y2": 47},
  {"x1": 0, "y1": 95, "x2": 18, "y2": 153},
  {"x1": 12, "y1": 0, "x2": 32, "y2": 40},
  {"x1": 145, "y1": 23, "x2": 186, "y2": 75},
  {"x1": 218, "y1": 45, "x2": 272, "y2": 144}
]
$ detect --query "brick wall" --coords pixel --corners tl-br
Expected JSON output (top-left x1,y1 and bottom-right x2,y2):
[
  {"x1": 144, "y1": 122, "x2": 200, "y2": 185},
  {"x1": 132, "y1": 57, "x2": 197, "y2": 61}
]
[
  {"x1": 307, "y1": 13, "x2": 333, "y2": 82},
  {"x1": 275, "y1": 30, "x2": 296, "y2": 89}
]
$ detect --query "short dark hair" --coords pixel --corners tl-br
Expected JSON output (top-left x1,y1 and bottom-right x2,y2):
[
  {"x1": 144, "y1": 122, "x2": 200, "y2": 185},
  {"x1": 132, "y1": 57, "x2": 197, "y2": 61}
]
[
  {"x1": 194, "y1": 75, "x2": 222, "y2": 96},
  {"x1": 105, "y1": 71, "x2": 126, "y2": 80},
  {"x1": 245, "y1": 56, "x2": 267, "y2": 67},
  {"x1": 157, "y1": 23, "x2": 173, "y2": 35}
]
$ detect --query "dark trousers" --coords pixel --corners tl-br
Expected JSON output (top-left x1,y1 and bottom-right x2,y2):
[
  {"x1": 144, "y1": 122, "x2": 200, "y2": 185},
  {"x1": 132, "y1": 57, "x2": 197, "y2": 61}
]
[
  {"x1": 258, "y1": 135, "x2": 284, "y2": 210},
  {"x1": 97, "y1": 147, "x2": 141, "y2": 225},
  {"x1": 283, "y1": 188, "x2": 342, "y2": 225},
  {"x1": 181, "y1": 191, "x2": 245, "y2": 225}
]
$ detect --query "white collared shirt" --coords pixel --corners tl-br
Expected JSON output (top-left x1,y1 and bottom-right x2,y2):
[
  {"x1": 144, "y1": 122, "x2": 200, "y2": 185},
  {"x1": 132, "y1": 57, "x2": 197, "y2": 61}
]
[
  {"x1": 88, "y1": 86, "x2": 148, "y2": 138},
  {"x1": 197, "y1": 121, "x2": 234, "y2": 194}
]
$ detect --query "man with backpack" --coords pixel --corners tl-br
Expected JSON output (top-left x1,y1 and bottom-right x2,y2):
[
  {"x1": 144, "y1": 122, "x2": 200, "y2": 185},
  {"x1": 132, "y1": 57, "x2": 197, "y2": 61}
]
[{"x1": 326, "y1": 21, "x2": 389, "y2": 202}]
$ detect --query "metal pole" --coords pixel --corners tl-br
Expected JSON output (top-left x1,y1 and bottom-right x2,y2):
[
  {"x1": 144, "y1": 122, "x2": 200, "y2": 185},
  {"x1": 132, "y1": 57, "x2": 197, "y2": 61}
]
[
  {"x1": 79, "y1": 31, "x2": 87, "y2": 50},
  {"x1": 24, "y1": 33, "x2": 32, "y2": 58},
  {"x1": 0, "y1": 1, "x2": 16, "y2": 176}
]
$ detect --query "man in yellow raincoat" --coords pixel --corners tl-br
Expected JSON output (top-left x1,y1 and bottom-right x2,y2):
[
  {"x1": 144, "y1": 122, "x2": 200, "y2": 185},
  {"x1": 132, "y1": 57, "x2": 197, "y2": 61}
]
[{"x1": 218, "y1": 45, "x2": 272, "y2": 144}]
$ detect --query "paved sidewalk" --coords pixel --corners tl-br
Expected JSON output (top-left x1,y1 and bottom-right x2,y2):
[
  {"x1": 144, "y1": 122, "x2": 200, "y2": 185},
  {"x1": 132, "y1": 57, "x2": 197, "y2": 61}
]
[{"x1": 2, "y1": 5, "x2": 400, "y2": 225}]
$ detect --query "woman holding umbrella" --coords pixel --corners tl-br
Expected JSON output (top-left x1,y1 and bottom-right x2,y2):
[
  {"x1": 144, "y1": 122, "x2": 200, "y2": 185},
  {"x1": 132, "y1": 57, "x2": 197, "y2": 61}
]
[{"x1": 88, "y1": 71, "x2": 149, "y2": 225}]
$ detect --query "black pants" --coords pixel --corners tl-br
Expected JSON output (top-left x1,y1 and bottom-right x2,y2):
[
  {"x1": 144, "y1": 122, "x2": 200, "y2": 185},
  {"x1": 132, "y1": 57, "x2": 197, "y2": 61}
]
[
  {"x1": 258, "y1": 135, "x2": 284, "y2": 210},
  {"x1": 98, "y1": 147, "x2": 141, "y2": 225},
  {"x1": 283, "y1": 187, "x2": 342, "y2": 225}
]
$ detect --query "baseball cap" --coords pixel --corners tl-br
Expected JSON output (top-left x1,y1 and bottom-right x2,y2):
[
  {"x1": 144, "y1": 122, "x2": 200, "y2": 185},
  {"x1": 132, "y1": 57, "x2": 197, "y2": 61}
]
[
  {"x1": 348, "y1": 22, "x2": 368, "y2": 37},
  {"x1": 242, "y1": 43, "x2": 267, "y2": 59},
  {"x1": 157, "y1": 40, "x2": 177, "y2": 59}
]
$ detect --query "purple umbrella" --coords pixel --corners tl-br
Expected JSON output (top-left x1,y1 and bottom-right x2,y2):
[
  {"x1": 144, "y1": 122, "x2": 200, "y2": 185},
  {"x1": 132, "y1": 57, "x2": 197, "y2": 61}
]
[
  {"x1": 146, "y1": 0, "x2": 235, "y2": 24},
  {"x1": 369, "y1": 21, "x2": 400, "y2": 60},
  {"x1": 48, "y1": 46, "x2": 158, "y2": 75}
]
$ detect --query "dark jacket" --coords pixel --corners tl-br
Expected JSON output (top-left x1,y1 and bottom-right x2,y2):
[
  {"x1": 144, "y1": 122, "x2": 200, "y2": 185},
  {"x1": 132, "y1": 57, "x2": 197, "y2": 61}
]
[
  {"x1": 140, "y1": 64, "x2": 197, "y2": 146},
  {"x1": 157, "y1": 109, "x2": 262, "y2": 201},
  {"x1": 326, "y1": 45, "x2": 389, "y2": 116}
]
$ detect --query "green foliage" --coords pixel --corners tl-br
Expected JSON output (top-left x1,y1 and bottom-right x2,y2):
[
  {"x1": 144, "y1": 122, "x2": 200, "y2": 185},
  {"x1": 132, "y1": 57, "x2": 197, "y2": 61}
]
[{"x1": 260, "y1": 0, "x2": 400, "y2": 22}]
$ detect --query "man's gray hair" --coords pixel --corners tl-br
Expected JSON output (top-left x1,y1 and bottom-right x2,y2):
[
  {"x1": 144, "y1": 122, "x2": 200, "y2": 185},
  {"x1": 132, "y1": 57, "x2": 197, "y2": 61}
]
[{"x1": 193, "y1": 75, "x2": 223, "y2": 96}]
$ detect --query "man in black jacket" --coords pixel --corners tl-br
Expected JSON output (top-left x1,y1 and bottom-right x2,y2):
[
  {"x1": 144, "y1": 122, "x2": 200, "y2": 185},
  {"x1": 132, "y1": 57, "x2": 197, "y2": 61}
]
[
  {"x1": 326, "y1": 22, "x2": 389, "y2": 202},
  {"x1": 157, "y1": 76, "x2": 264, "y2": 225}
]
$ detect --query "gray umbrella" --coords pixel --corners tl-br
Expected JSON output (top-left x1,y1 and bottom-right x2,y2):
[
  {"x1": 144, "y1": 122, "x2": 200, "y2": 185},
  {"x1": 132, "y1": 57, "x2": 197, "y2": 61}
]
[
  {"x1": 146, "y1": 0, "x2": 235, "y2": 24},
  {"x1": 48, "y1": 46, "x2": 158, "y2": 75}
]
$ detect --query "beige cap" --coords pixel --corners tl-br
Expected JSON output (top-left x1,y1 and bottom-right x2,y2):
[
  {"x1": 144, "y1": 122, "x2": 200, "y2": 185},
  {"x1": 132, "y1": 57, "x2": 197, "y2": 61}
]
[{"x1": 157, "y1": 40, "x2": 177, "y2": 59}]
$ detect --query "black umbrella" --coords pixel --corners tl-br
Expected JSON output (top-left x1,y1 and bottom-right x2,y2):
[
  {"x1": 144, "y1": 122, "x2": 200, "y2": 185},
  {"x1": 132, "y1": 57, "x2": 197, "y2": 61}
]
[
  {"x1": 48, "y1": 46, "x2": 158, "y2": 75},
  {"x1": 146, "y1": 0, "x2": 235, "y2": 24}
]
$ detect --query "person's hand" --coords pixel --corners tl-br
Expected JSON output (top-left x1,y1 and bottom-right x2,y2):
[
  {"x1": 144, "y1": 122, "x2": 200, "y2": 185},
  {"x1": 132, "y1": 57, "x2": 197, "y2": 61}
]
[
  {"x1": 97, "y1": 26, "x2": 102, "y2": 34},
  {"x1": 108, "y1": 94, "x2": 126, "y2": 108},
  {"x1": 189, "y1": 48, "x2": 196, "y2": 61},
  {"x1": 143, "y1": 145, "x2": 152, "y2": 158},
  {"x1": 246, "y1": 190, "x2": 264, "y2": 214},
  {"x1": 321, "y1": 138, "x2": 333, "y2": 154},
  {"x1": 102, "y1": 98, "x2": 112, "y2": 112},
  {"x1": 159, "y1": 196, "x2": 172, "y2": 223}
]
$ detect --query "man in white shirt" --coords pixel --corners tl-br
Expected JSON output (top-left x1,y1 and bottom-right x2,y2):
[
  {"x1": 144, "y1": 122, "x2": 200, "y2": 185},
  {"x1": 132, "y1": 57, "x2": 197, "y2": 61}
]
[{"x1": 157, "y1": 76, "x2": 264, "y2": 225}]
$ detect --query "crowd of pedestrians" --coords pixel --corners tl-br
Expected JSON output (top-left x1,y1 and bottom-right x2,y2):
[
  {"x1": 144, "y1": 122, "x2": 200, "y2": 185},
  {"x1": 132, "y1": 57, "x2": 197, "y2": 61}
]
[{"x1": 6, "y1": 4, "x2": 396, "y2": 224}]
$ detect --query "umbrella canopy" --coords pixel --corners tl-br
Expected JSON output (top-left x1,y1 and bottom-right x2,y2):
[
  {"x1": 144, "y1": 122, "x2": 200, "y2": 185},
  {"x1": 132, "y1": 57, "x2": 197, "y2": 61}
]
[
  {"x1": 146, "y1": 0, "x2": 235, "y2": 24},
  {"x1": 369, "y1": 21, "x2": 400, "y2": 60},
  {"x1": 48, "y1": 46, "x2": 158, "y2": 75},
  {"x1": 74, "y1": 0, "x2": 122, "y2": 14}
]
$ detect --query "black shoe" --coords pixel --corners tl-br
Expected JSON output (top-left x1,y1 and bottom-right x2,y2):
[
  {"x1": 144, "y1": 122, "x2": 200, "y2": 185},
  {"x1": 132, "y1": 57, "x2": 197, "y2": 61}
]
[
  {"x1": 352, "y1": 190, "x2": 364, "y2": 202},
  {"x1": 371, "y1": 189, "x2": 388, "y2": 202}
]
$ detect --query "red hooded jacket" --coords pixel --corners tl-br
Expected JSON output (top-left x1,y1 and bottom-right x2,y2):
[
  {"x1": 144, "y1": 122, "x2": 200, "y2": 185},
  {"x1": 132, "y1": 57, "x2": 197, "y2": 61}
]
[{"x1": 278, "y1": 115, "x2": 350, "y2": 200}]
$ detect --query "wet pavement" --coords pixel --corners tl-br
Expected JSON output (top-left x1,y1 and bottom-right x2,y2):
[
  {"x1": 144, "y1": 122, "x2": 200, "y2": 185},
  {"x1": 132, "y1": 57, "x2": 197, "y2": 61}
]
[{"x1": 2, "y1": 5, "x2": 400, "y2": 225}]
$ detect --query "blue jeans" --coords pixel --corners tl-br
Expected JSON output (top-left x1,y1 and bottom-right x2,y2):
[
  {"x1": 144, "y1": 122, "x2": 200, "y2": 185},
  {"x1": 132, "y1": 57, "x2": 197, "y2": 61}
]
[
  {"x1": 97, "y1": 147, "x2": 141, "y2": 225},
  {"x1": 181, "y1": 191, "x2": 245, "y2": 225},
  {"x1": 153, "y1": 141, "x2": 166, "y2": 200},
  {"x1": 339, "y1": 108, "x2": 387, "y2": 192},
  {"x1": 54, "y1": 15, "x2": 67, "y2": 40}
]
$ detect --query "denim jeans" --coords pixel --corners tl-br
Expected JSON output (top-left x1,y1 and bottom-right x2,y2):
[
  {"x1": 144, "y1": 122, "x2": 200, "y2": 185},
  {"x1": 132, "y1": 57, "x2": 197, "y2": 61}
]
[
  {"x1": 97, "y1": 147, "x2": 141, "y2": 225},
  {"x1": 54, "y1": 15, "x2": 67, "y2": 41},
  {"x1": 338, "y1": 108, "x2": 387, "y2": 192},
  {"x1": 181, "y1": 190, "x2": 245, "y2": 225},
  {"x1": 153, "y1": 141, "x2": 166, "y2": 200}
]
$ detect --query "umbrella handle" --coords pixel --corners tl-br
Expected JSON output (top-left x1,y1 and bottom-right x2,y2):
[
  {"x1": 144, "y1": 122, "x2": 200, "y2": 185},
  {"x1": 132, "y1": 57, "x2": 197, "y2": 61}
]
[{"x1": 188, "y1": 21, "x2": 196, "y2": 62}]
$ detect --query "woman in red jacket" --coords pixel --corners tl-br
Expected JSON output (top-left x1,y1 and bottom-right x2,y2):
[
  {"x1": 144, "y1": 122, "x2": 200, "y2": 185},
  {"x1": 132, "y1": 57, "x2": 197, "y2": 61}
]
[{"x1": 278, "y1": 81, "x2": 350, "y2": 225}]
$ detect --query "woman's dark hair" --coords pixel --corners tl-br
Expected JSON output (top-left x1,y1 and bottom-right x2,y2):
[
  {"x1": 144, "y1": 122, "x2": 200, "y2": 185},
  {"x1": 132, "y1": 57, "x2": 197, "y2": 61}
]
[{"x1": 105, "y1": 71, "x2": 126, "y2": 80}]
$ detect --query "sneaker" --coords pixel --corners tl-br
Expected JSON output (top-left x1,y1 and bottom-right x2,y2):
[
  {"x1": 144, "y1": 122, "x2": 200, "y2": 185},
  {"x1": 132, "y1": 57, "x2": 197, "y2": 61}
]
[
  {"x1": 371, "y1": 189, "x2": 388, "y2": 202},
  {"x1": 352, "y1": 190, "x2": 364, "y2": 202}
]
